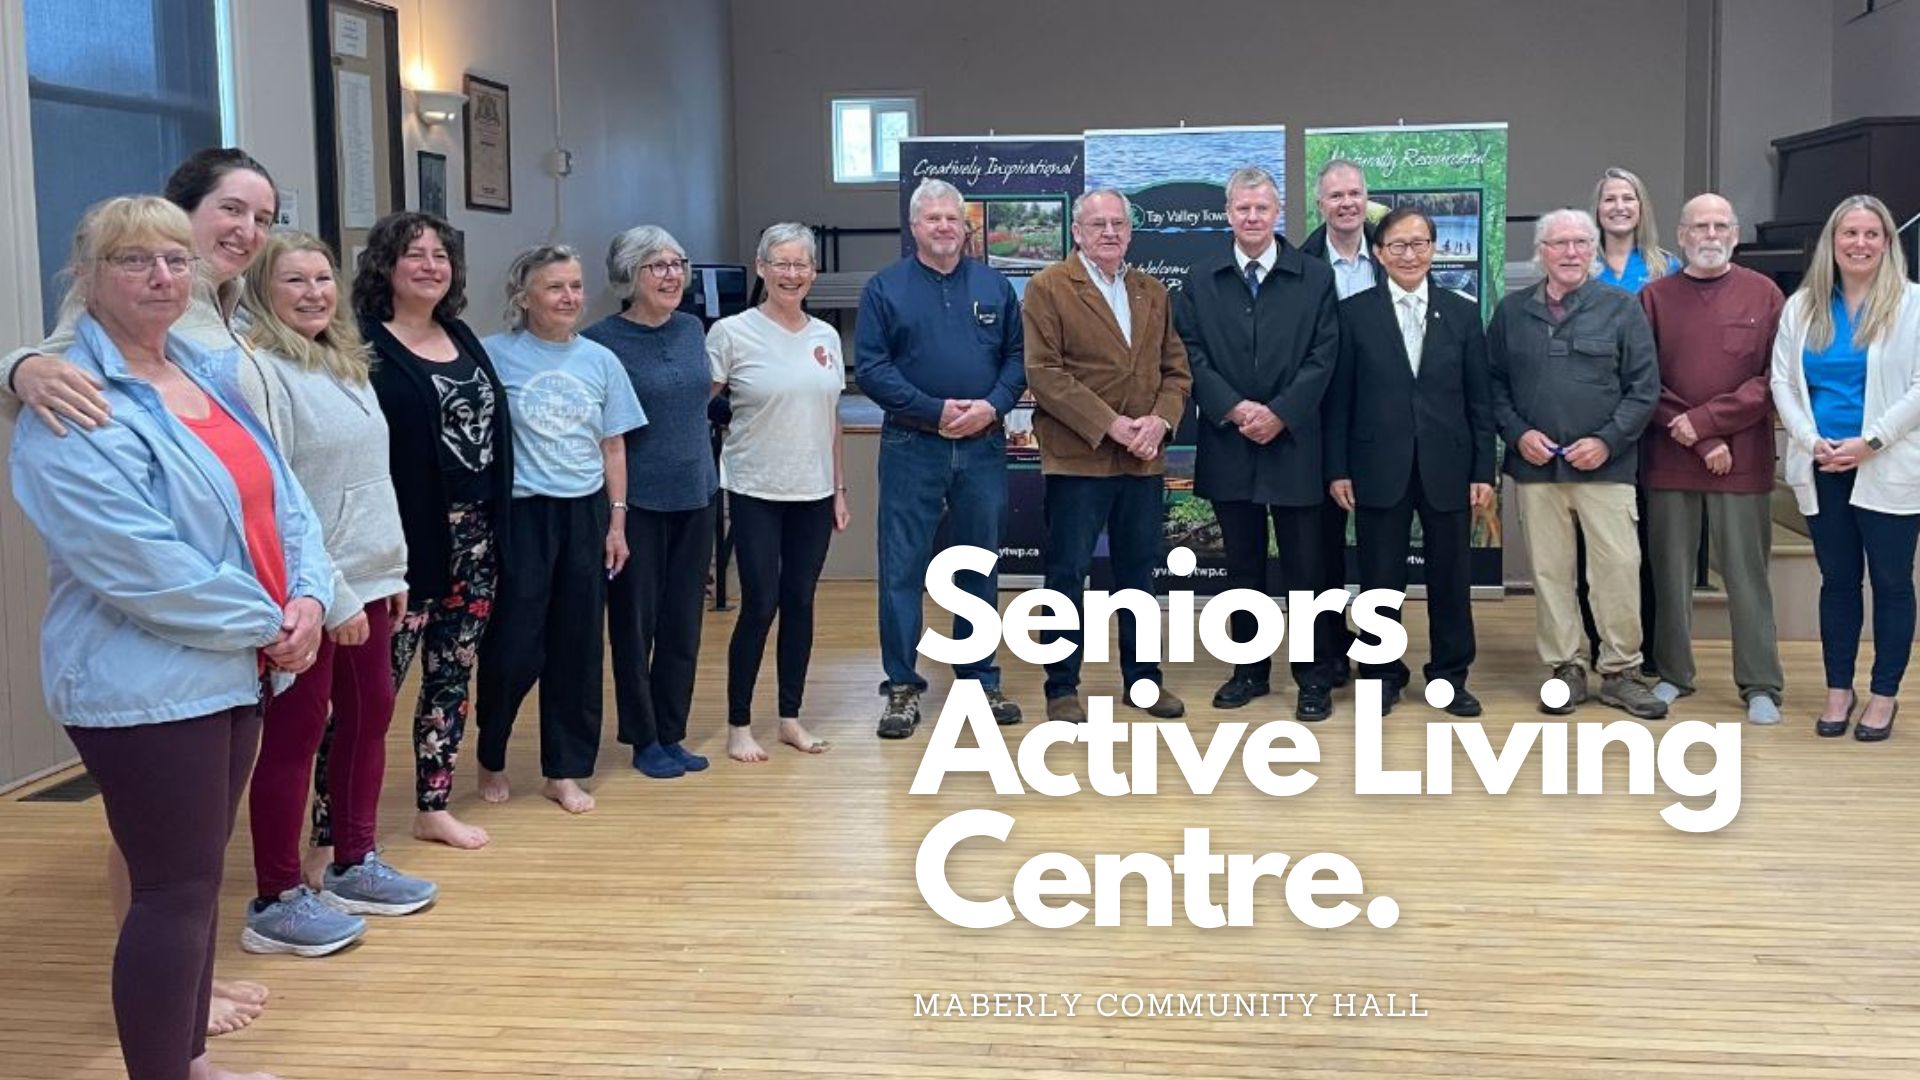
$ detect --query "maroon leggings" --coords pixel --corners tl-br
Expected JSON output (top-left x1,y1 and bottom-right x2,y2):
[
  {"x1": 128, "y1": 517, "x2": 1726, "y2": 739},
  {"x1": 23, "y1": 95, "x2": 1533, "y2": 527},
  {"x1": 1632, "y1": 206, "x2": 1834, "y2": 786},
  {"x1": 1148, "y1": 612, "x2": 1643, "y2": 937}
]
[
  {"x1": 68, "y1": 704, "x2": 262, "y2": 1080},
  {"x1": 251, "y1": 600, "x2": 395, "y2": 896}
]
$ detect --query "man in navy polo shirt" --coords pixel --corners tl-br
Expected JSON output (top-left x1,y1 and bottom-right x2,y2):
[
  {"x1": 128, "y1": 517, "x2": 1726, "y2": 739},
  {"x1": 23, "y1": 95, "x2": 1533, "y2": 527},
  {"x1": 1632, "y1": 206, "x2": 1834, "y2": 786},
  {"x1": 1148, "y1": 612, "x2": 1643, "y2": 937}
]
[{"x1": 856, "y1": 178, "x2": 1027, "y2": 739}]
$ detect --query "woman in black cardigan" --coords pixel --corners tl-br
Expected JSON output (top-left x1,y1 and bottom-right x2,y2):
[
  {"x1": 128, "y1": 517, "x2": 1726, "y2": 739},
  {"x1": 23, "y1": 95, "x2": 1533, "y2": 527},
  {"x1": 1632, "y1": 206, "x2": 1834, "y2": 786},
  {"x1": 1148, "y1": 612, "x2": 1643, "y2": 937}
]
[{"x1": 311, "y1": 211, "x2": 514, "y2": 852}]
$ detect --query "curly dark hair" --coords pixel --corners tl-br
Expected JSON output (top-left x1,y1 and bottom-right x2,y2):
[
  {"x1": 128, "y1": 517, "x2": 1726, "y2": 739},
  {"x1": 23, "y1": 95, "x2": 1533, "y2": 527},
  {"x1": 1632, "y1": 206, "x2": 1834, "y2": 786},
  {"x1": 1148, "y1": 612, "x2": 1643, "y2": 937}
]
[
  {"x1": 164, "y1": 147, "x2": 277, "y2": 215},
  {"x1": 351, "y1": 211, "x2": 467, "y2": 324}
]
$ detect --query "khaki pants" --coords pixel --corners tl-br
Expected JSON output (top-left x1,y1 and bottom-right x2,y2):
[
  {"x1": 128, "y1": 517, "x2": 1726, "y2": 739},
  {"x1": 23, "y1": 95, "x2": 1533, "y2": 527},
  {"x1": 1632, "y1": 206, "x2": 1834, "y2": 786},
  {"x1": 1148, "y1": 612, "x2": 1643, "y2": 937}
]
[
  {"x1": 1518, "y1": 482, "x2": 1642, "y2": 673},
  {"x1": 1646, "y1": 489, "x2": 1783, "y2": 701}
]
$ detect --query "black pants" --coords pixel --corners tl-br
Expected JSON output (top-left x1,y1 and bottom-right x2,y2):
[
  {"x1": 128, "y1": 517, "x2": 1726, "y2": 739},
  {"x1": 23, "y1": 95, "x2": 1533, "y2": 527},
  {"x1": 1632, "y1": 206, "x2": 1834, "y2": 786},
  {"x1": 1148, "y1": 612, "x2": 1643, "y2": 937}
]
[
  {"x1": 727, "y1": 493, "x2": 835, "y2": 725},
  {"x1": 1318, "y1": 496, "x2": 1357, "y2": 670},
  {"x1": 610, "y1": 502, "x2": 715, "y2": 748},
  {"x1": 1215, "y1": 499, "x2": 1334, "y2": 688},
  {"x1": 476, "y1": 493, "x2": 610, "y2": 779},
  {"x1": 1353, "y1": 463, "x2": 1475, "y2": 687},
  {"x1": 1040, "y1": 474, "x2": 1165, "y2": 698},
  {"x1": 69, "y1": 704, "x2": 261, "y2": 1080}
]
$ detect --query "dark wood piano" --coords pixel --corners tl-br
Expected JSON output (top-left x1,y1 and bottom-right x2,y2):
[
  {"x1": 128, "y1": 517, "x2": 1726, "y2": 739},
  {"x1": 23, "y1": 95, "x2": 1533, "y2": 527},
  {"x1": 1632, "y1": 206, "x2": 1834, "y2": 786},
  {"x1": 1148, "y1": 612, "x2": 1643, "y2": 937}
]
[{"x1": 1736, "y1": 116, "x2": 1920, "y2": 292}]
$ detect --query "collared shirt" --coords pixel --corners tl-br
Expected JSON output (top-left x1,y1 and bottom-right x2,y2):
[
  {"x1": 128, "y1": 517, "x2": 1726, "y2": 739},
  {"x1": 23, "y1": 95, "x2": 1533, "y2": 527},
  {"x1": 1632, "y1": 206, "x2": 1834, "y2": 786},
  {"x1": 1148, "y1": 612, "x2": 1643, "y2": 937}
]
[
  {"x1": 1233, "y1": 240, "x2": 1277, "y2": 288},
  {"x1": 852, "y1": 255, "x2": 1025, "y2": 427},
  {"x1": 1326, "y1": 235, "x2": 1377, "y2": 299},
  {"x1": 1079, "y1": 250, "x2": 1132, "y2": 346},
  {"x1": 1596, "y1": 247, "x2": 1680, "y2": 294},
  {"x1": 1388, "y1": 276, "x2": 1430, "y2": 374}
]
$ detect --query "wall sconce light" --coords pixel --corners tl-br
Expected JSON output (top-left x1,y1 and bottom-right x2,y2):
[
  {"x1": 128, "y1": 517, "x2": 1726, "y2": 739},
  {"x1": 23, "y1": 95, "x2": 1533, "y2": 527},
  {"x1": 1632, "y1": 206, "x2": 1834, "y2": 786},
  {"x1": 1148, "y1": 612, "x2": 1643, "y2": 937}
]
[{"x1": 414, "y1": 89, "x2": 467, "y2": 127}]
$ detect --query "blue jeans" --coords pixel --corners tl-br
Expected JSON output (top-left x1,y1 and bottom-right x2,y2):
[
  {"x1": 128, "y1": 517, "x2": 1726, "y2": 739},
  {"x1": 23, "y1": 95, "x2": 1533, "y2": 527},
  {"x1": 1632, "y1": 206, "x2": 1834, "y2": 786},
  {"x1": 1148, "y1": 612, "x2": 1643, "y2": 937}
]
[
  {"x1": 1041, "y1": 473, "x2": 1165, "y2": 699},
  {"x1": 877, "y1": 425, "x2": 1007, "y2": 690},
  {"x1": 1806, "y1": 468, "x2": 1920, "y2": 696}
]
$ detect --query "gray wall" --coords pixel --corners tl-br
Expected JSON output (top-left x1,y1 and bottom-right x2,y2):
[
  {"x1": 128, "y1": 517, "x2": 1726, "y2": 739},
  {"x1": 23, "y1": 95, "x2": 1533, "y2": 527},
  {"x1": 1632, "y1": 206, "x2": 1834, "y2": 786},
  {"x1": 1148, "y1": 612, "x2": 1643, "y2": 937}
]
[
  {"x1": 730, "y1": 0, "x2": 1697, "y2": 271},
  {"x1": 1832, "y1": 0, "x2": 1920, "y2": 121}
]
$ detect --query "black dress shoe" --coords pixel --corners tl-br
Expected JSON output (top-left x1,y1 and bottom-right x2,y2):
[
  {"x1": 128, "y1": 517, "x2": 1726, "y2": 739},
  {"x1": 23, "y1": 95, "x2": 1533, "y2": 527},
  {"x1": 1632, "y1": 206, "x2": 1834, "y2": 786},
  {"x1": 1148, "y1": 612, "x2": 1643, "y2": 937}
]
[
  {"x1": 1328, "y1": 659, "x2": 1352, "y2": 689},
  {"x1": 1211, "y1": 675, "x2": 1271, "y2": 709},
  {"x1": 1295, "y1": 685, "x2": 1334, "y2": 722},
  {"x1": 1379, "y1": 682, "x2": 1403, "y2": 715},
  {"x1": 1855, "y1": 701, "x2": 1897, "y2": 742},
  {"x1": 1444, "y1": 687, "x2": 1483, "y2": 717},
  {"x1": 1816, "y1": 690, "x2": 1858, "y2": 738}
]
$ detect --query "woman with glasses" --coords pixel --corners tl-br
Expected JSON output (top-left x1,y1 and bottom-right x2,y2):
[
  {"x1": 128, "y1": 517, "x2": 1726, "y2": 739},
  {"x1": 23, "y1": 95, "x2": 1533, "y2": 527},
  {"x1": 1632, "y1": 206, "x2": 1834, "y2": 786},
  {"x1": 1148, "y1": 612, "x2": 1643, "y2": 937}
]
[
  {"x1": 707, "y1": 223, "x2": 849, "y2": 762},
  {"x1": 11, "y1": 194, "x2": 332, "y2": 1080},
  {"x1": 1, "y1": 146, "x2": 282, "y2": 1038},
  {"x1": 1772, "y1": 195, "x2": 1920, "y2": 742},
  {"x1": 475, "y1": 245, "x2": 645, "y2": 814},
  {"x1": 584, "y1": 226, "x2": 719, "y2": 779}
]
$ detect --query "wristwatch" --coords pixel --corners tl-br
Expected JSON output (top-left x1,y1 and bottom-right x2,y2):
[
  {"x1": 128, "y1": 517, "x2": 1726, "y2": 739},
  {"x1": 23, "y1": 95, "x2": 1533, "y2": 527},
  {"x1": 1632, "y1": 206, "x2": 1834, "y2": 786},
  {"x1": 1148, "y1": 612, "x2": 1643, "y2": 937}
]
[
  {"x1": 611, "y1": 501, "x2": 629, "y2": 511},
  {"x1": 1866, "y1": 436, "x2": 1886, "y2": 452}
]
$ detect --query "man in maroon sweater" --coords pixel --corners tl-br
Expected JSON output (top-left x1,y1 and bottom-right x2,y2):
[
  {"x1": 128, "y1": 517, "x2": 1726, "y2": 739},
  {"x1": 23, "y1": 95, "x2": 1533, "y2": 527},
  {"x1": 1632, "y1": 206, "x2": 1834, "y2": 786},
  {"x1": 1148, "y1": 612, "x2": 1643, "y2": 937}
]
[{"x1": 1638, "y1": 193, "x2": 1786, "y2": 723}]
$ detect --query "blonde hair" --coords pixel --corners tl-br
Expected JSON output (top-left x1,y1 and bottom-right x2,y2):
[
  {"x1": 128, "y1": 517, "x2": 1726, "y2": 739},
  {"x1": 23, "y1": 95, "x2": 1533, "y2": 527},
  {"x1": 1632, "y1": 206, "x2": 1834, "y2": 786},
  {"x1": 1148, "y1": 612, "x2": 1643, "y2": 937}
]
[
  {"x1": 243, "y1": 231, "x2": 373, "y2": 384},
  {"x1": 1796, "y1": 194, "x2": 1911, "y2": 353},
  {"x1": 59, "y1": 195, "x2": 196, "y2": 315},
  {"x1": 1590, "y1": 167, "x2": 1672, "y2": 283}
]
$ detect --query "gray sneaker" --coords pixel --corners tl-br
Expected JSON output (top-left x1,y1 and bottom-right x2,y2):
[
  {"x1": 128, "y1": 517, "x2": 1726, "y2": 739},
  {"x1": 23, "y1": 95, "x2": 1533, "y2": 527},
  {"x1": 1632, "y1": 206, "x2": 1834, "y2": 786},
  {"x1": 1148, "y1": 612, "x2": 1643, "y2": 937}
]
[
  {"x1": 985, "y1": 686, "x2": 1023, "y2": 726},
  {"x1": 876, "y1": 684, "x2": 921, "y2": 739},
  {"x1": 1541, "y1": 662, "x2": 1587, "y2": 715},
  {"x1": 322, "y1": 852, "x2": 438, "y2": 916},
  {"x1": 1599, "y1": 673, "x2": 1670, "y2": 720},
  {"x1": 241, "y1": 886, "x2": 366, "y2": 957}
]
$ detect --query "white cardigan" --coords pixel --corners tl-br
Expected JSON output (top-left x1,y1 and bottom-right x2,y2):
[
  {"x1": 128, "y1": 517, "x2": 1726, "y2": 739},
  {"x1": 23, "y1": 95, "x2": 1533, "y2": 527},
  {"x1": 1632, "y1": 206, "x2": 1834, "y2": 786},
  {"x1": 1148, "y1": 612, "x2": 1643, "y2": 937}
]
[{"x1": 1770, "y1": 281, "x2": 1920, "y2": 516}]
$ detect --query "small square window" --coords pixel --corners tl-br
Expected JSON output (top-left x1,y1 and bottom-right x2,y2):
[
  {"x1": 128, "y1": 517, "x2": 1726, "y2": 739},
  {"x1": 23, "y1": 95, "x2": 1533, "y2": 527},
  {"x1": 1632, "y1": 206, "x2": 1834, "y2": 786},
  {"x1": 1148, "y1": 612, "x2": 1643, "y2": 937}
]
[{"x1": 831, "y1": 96, "x2": 919, "y2": 184}]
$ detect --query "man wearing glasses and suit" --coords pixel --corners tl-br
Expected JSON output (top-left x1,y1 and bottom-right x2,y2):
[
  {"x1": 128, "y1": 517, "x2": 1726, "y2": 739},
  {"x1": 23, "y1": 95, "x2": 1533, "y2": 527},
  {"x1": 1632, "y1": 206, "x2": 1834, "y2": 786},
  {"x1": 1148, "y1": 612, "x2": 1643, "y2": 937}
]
[{"x1": 1326, "y1": 206, "x2": 1495, "y2": 716}]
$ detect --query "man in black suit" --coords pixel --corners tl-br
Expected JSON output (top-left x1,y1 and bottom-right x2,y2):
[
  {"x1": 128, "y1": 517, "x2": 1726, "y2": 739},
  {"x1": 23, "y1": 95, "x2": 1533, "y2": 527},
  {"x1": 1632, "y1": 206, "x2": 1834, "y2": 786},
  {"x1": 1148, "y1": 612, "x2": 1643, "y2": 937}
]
[
  {"x1": 1299, "y1": 159, "x2": 1387, "y2": 686},
  {"x1": 1326, "y1": 206, "x2": 1495, "y2": 716},
  {"x1": 1174, "y1": 165, "x2": 1341, "y2": 720}
]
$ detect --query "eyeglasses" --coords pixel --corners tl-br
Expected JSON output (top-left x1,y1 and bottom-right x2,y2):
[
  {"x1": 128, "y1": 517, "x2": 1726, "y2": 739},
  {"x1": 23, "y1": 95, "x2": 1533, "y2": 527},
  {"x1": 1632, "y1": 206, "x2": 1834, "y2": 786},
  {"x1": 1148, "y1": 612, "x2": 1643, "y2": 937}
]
[
  {"x1": 1683, "y1": 222, "x2": 1735, "y2": 235},
  {"x1": 1078, "y1": 217, "x2": 1130, "y2": 235},
  {"x1": 1382, "y1": 239, "x2": 1434, "y2": 257},
  {"x1": 105, "y1": 251, "x2": 196, "y2": 276},
  {"x1": 641, "y1": 258, "x2": 689, "y2": 278},
  {"x1": 1540, "y1": 237, "x2": 1596, "y2": 252},
  {"x1": 764, "y1": 260, "x2": 814, "y2": 275}
]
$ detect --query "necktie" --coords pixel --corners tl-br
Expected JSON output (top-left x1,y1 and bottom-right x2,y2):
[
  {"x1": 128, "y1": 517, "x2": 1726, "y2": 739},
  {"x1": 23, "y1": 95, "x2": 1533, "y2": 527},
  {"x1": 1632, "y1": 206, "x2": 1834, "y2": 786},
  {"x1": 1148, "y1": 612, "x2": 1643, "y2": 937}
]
[
  {"x1": 1244, "y1": 260, "x2": 1261, "y2": 298},
  {"x1": 1399, "y1": 294, "x2": 1424, "y2": 375}
]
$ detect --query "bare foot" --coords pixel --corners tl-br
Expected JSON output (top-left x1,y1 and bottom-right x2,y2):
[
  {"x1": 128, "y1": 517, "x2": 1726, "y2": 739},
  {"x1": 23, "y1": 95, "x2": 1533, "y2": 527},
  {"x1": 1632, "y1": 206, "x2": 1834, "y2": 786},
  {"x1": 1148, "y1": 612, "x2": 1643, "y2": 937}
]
[
  {"x1": 413, "y1": 809, "x2": 490, "y2": 849},
  {"x1": 478, "y1": 769, "x2": 511, "y2": 804},
  {"x1": 778, "y1": 718, "x2": 831, "y2": 754},
  {"x1": 205, "y1": 980, "x2": 267, "y2": 1036},
  {"x1": 728, "y1": 727, "x2": 769, "y2": 763},
  {"x1": 189, "y1": 1053, "x2": 281, "y2": 1080},
  {"x1": 301, "y1": 845, "x2": 333, "y2": 890},
  {"x1": 541, "y1": 778, "x2": 595, "y2": 814}
]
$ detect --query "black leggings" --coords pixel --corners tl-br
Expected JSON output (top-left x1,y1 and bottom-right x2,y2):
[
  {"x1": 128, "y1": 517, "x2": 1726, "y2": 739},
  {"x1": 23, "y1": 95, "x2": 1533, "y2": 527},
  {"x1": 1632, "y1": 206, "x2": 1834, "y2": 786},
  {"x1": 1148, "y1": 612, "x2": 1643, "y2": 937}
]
[
  {"x1": 68, "y1": 704, "x2": 262, "y2": 1080},
  {"x1": 726, "y1": 492, "x2": 835, "y2": 725}
]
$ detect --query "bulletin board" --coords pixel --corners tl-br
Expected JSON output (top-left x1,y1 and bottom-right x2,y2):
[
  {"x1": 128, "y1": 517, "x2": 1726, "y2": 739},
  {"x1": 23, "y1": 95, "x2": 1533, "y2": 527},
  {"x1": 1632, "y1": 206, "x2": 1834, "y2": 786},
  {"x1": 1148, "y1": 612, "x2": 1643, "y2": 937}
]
[{"x1": 307, "y1": 0, "x2": 406, "y2": 279}]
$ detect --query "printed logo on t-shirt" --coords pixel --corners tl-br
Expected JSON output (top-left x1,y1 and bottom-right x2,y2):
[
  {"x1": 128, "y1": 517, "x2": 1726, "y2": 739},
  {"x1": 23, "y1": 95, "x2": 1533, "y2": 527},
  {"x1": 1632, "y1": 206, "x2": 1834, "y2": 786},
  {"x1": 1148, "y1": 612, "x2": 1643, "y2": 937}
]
[
  {"x1": 813, "y1": 345, "x2": 831, "y2": 368},
  {"x1": 521, "y1": 370, "x2": 602, "y2": 463},
  {"x1": 431, "y1": 367, "x2": 496, "y2": 472}
]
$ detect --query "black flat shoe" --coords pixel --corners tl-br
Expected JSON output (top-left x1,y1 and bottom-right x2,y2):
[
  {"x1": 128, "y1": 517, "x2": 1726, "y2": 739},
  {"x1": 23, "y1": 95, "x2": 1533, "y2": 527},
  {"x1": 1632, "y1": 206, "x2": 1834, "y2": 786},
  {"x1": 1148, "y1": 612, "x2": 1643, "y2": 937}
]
[
  {"x1": 1212, "y1": 675, "x2": 1271, "y2": 710},
  {"x1": 1444, "y1": 687, "x2": 1483, "y2": 717},
  {"x1": 1379, "y1": 683, "x2": 1403, "y2": 715},
  {"x1": 1295, "y1": 685, "x2": 1334, "y2": 722},
  {"x1": 1816, "y1": 690, "x2": 1858, "y2": 738},
  {"x1": 1855, "y1": 701, "x2": 1898, "y2": 742}
]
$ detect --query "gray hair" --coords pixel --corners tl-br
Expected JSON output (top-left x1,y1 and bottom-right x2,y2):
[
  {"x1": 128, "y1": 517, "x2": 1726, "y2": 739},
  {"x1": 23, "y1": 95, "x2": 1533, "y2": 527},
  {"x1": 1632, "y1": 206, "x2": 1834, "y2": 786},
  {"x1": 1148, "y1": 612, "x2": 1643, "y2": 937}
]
[
  {"x1": 1678, "y1": 192, "x2": 1739, "y2": 232},
  {"x1": 606, "y1": 225, "x2": 685, "y2": 301},
  {"x1": 755, "y1": 222, "x2": 817, "y2": 266},
  {"x1": 1316, "y1": 158, "x2": 1366, "y2": 190},
  {"x1": 909, "y1": 178, "x2": 965, "y2": 222},
  {"x1": 1072, "y1": 187, "x2": 1133, "y2": 223},
  {"x1": 1532, "y1": 208, "x2": 1600, "y2": 274},
  {"x1": 1224, "y1": 165, "x2": 1280, "y2": 202},
  {"x1": 502, "y1": 243, "x2": 581, "y2": 330}
]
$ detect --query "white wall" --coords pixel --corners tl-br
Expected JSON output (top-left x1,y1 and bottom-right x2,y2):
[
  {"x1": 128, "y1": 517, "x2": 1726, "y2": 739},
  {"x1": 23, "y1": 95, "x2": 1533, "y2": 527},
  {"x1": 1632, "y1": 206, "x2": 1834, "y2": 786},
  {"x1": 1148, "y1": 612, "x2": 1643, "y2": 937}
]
[
  {"x1": 1832, "y1": 0, "x2": 1920, "y2": 121},
  {"x1": 729, "y1": 0, "x2": 1698, "y2": 271}
]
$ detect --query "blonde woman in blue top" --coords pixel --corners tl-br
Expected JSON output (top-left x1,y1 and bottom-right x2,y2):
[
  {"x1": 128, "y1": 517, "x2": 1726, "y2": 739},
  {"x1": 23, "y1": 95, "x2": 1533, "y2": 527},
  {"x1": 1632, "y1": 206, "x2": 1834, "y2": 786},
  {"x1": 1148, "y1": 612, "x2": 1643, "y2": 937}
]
[{"x1": 1592, "y1": 167, "x2": 1679, "y2": 293}]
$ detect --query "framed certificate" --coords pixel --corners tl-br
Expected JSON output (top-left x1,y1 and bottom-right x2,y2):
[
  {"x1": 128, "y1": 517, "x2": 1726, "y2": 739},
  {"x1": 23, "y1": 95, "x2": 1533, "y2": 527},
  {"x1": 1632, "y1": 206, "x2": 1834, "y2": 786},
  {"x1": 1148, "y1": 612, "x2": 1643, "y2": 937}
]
[{"x1": 463, "y1": 74, "x2": 512, "y2": 212}]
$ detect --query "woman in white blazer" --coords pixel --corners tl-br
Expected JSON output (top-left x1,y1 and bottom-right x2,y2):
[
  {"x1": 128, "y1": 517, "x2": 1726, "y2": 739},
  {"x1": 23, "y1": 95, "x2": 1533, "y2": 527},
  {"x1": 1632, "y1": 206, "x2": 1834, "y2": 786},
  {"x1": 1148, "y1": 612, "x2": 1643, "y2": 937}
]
[{"x1": 1770, "y1": 195, "x2": 1920, "y2": 742}]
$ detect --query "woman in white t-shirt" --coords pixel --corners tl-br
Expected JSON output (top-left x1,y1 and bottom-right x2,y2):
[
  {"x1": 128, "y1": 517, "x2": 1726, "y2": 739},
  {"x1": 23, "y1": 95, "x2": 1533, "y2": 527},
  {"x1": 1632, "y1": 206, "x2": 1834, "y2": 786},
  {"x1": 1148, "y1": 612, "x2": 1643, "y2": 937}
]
[{"x1": 707, "y1": 223, "x2": 849, "y2": 762}]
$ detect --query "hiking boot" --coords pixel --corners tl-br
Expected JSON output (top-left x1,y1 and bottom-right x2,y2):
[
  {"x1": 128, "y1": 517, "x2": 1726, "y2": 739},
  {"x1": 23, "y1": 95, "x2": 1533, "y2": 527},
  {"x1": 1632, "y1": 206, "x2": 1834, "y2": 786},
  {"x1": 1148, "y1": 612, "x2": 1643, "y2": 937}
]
[
  {"x1": 984, "y1": 687, "x2": 1023, "y2": 726},
  {"x1": 876, "y1": 684, "x2": 922, "y2": 739},
  {"x1": 241, "y1": 886, "x2": 366, "y2": 957},
  {"x1": 322, "y1": 852, "x2": 438, "y2": 916},
  {"x1": 1599, "y1": 672, "x2": 1669, "y2": 720},
  {"x1": 1046, "y1": 695, "x2": 1087, "y2": 724},
  {"x1": 1540, "y1": 662, "x2": 1587, "y2": 716}
]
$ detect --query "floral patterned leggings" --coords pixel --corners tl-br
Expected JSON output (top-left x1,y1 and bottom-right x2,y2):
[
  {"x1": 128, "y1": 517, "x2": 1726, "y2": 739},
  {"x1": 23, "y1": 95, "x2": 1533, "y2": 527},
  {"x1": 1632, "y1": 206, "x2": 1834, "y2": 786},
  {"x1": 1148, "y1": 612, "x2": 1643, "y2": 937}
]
[{"x1": 312, "y1": 502, "x2": 498, "y2": 845}]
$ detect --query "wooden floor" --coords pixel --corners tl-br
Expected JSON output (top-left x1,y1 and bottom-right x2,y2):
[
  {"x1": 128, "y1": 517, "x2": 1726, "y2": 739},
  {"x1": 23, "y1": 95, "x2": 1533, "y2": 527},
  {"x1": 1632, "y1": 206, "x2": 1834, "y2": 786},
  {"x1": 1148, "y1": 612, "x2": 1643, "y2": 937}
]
[{"x1": 4, "y1": 584, "x2": 1920, "y2": 1078}]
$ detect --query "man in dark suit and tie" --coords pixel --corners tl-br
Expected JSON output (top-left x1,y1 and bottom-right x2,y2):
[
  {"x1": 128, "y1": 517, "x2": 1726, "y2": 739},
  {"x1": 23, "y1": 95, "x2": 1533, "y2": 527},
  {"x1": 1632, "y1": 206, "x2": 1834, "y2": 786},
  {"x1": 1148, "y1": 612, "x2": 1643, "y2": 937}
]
[
  {"x1": 1174, "y1": 165, "x2": 1341, "y2": 720},
  {"x1": 1326, "y1": 206, "x2": 1495, "y2": 716}
]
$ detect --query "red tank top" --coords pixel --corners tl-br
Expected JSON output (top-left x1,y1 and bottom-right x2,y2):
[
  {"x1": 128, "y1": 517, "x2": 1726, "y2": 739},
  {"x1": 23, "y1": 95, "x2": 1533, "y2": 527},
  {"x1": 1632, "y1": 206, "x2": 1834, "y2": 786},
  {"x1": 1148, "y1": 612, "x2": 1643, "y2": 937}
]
[{"x1": 178, "y1": 397, "x2": 289, "y2": 607}]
